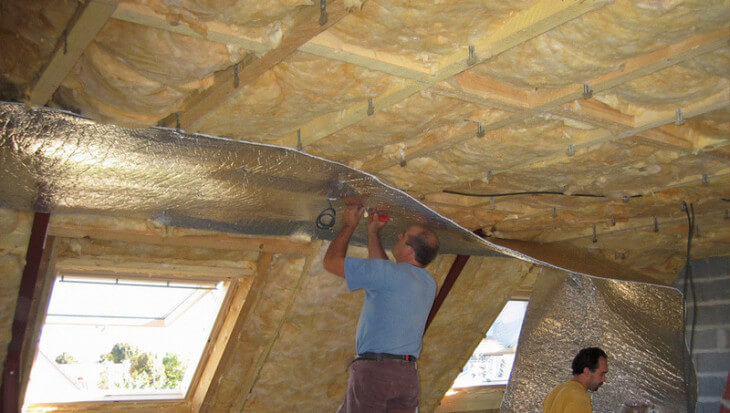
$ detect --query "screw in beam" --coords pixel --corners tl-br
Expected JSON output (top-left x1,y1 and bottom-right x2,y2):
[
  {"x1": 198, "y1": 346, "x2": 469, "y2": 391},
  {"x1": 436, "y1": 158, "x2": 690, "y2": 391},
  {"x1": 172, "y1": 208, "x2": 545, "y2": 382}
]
[
  {"x1": 702, "y1": 174, "x2": 709, "y2": 185},
  {"x1": 467, "y1": 45, "x2": 477, "y2": 66},
  {"x1": 175, "y1": 112, "x2": 181, "y2": 131},
  {"x1": 367, "y1": 98, "x2": 375, "y2": 116},
  {"x1": 592, "y1": 224, "x2": 597, "y2": 243},
  {"x1": 582, "y1": 83, "x2": 593, "y2": 99},
  {"x1": 296, "y1": 129, "x2": 303, "y2": 151},
  {"x1": 476, "y1": 122, "x2": 485, "y2": 138},
  {"x1": 319, "y1": 0, "x2": 328, "y2": 25},
  {"x1": 653, "y1": 216, "x2": 659, "y2": 233},
  {"x1": 552, "y1": 207, "x2": 557, "y2": 218},
  {"x1": 233, "y1": 63, "x2": 240, "y2": 88},
  {"x1": 675, "y1": 108, "x2": 685, "y2": 126},
  {"x1": 566, "y1": 144, "x2": 575, "y2": 157}
]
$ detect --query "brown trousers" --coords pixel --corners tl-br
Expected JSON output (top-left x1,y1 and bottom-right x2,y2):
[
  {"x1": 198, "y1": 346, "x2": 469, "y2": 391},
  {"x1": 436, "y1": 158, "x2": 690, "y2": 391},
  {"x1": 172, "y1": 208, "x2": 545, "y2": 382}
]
[{"x1": 338, "y1": 359, "x2": 419, "y2": 413}]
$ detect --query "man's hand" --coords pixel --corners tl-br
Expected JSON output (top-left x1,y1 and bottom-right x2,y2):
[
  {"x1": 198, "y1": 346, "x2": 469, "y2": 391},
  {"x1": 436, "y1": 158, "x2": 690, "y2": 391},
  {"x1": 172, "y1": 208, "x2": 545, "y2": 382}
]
[
  {"x1": 343, "y1": 204, "x2": 364, "y2": 229},
  {"x1": 368, "y1": 213, "x2": 387, "y2": 234}
]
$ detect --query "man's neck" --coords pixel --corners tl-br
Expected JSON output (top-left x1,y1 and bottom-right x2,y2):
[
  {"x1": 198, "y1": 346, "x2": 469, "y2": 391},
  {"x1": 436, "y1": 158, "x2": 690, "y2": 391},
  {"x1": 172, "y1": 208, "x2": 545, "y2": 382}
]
[{"x1": 572, "y1": 376, "x2": 589, "y2": 390}]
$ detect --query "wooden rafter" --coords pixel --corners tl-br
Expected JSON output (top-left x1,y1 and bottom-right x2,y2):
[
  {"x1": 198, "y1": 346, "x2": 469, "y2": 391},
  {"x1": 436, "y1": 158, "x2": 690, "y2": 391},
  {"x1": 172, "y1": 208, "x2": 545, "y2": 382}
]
[
  {"x1": 488, "y1": 238, "x2": 663, "y2": 283},
  {"x1": 362, "y1": 27, "x2": 729, "y2": 172},
  {"x1": 156, "y1": 0, "x2": 353, "y2": 130},
  {"x1": 541, "y1": 207, "x2": 730, "y2": 244},
  {"x1": 500, "y1": 90, "x2": 728, "y2": 172},
  {"x1": 230, "y1": 241, "x2": 321, "y2": 411},
  {"x1": 193, "y1": 252, "x2": 273, "y2": 411},
  {"x1": 111, "y1": 1, "x2": 429, "y2": 80},
  {"x1": 48, "y1": 223, "x2": 317, "y2": 255},
  {"x1": 461, "y1": 171, "x2": 730, "y2": 239},
  {"x1": 28, "y1": 0, "x2": 118, "y2": 105},
  {"x1": 275, "y1": 0, "x2": 611, "y2": 148}
]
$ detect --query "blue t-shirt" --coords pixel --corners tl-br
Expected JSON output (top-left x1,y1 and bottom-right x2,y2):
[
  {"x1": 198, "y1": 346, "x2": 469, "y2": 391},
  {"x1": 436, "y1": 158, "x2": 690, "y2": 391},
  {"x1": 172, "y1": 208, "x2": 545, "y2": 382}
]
[{"x1": 344, "y1": 257, "x2": 437, "y2": 358}]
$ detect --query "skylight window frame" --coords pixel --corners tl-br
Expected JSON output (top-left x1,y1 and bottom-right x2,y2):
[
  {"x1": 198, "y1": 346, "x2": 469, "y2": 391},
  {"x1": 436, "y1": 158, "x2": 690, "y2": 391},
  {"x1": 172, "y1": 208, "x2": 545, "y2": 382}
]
[
  {"x1": 438, "y1": 296, "x2": 531, "y2": 413},
  {"x1": 20, "y1": 235, "x2": 253, "y2": 412}
]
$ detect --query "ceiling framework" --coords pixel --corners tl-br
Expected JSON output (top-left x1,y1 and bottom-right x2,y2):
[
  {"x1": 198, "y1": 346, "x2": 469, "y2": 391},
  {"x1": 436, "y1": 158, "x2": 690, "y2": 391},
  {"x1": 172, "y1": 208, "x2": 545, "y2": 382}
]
[{"x1": 1, "y1": 0, "x2": 729, "y2": 411}]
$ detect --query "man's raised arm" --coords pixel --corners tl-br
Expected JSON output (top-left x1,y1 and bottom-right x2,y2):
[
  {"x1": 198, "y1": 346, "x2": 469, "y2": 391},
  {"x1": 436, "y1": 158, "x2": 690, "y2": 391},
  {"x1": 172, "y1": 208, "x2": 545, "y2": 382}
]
[
  {"x1": 323, "y1": 205, "x2": 364, "y2": 278},
  {"x1": 367, "y1": 213, "x2": 388, "y2": 260}
]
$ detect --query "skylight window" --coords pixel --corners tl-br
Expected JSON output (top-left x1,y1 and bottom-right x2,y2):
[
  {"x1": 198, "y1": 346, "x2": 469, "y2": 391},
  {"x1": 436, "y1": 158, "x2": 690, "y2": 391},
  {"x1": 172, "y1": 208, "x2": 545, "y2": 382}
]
[
  {"x1": 24, "y1": 274, "x2": 229, "y2": 404},
  {"x1": 451, "y1": 300, "x2": 528, "y2": 388}
]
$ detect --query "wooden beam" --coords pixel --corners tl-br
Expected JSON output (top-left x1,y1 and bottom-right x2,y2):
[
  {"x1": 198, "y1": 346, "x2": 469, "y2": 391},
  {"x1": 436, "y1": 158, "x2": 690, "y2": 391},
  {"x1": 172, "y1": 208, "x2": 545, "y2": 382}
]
[
  {"x1": 364, "y1": 27, "x2": 729, "y2": 171},
  {"x1": 18, "y1": 238, "x2": 58, "y2": 409},
  {"x1": 551, "y1": 98, "x2": 635, "y2": 130},
  {"x1": 55, "y1": 257, "x2": 254, "y2": 279},
  {"x1": 230, "y1": 242, "x2": 321, "y2": 411},
  {"x1": 48, "y1": 223, "x2": 317, "y2": 255},
  {"x1": 495, "y1": 90, "x2": 729, "y2": 174},
  {"x1": 540, "y1": 209, "x2": 727, "y2": 244},
  {"x1": 1, "y1": 213, "x2": 50, "y2": 413},
  {"x1": 112, "y1": 1, "x2": 429, "y2": 80},
  {"x1": 487, "y1": 237, "x2": 664, "y2": 284},
  {"x1": 275, "y1": 0, "x2": 610, "y2": 148},
  {"x1": 534, "y1": 27, "x2": 730, "y2": 108},
  {"x1": 452, "y1": 71, "x2": 532, "y2": 110},
  {"x1": 159, "y1": 0, "x2": 353, "y2": 130},
  {"x1": 28, "y1": 0, "x2": 118, "y2": 105},
  {"x1": 299, "y1": 30, "x2": 430, "y2": 79},
  {"x1": 191, "y1": 270, "x2": 259, "y2": 412},
  {"x1": 193, "y1": 252, "x2": 272, "y2": 411},
  {"x1": 111, "y1": 2, "x2": 268, "y2": 53}
]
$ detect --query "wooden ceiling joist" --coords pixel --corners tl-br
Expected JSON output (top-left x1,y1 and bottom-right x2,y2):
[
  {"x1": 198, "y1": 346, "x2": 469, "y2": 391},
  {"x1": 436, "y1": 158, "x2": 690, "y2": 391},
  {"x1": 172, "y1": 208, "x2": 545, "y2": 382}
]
[
  {"x1": 363, "y1": 28, "x2": 729, "y2": 172},
  {"x1": 193, "y1": 252, "x2": 273, "y2": 411},
  {"x1": 48, "y1": 223, "x2": 317, "y2": 255},
  {"x1": 112, "y1": 1, "x2": 430, "y2": 80},
  {"x1": 276, "y1": 0, "x2": 611, "y2": 148},
  {"x1": 437, "y1": 91, "x2": 727, "y2": 191},
  {"x1": 111, "y1": 2, "x2": 269, "y2": 54},
  {"x1": 28, "y1": 0, "x2": 118, "y2": 105},
  {"x1": 542, "y1": 208, "x2": 730, "y2": 244},
  {"x1": 228, "y1": 242, "x2": 320, "y2": 411},
  {"x1": 158, "y1": 0, "x2": 353, "y2": 130}
]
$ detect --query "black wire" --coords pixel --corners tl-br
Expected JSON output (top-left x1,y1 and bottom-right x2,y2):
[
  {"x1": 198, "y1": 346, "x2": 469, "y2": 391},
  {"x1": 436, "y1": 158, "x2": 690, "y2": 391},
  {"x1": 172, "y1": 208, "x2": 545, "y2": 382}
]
[
  {"x1": 442, "y1": 189, "x2": 643, "y2": 199},
  {"x1": 316, "y1": 201, "x2": 336, "y2": 230},
  {"x1": 681, "y1": 201, "x2": 697, "y2": 413}
]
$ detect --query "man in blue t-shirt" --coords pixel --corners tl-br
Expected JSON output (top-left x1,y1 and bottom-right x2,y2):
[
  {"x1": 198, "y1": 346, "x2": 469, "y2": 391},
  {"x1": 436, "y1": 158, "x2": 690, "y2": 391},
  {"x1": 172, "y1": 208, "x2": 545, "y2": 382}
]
[{"x1": 324, "y1": 205, "x2": 440, "y2": 412}]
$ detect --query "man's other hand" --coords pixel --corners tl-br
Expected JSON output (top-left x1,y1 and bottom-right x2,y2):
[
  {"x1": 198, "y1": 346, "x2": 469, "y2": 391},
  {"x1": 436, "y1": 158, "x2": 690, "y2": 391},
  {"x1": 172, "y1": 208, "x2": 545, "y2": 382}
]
[
  {"x1": 344, "y1": 205, "x2": 364, "y2": 228},
  {"x1": 368, "y1": 213, "x2": 387, "y2": 234}
]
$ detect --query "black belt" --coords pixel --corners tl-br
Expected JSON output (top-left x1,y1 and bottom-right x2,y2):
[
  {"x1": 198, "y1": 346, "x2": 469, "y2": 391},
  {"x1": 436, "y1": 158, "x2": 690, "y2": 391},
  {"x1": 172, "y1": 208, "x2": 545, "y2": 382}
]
[{"x1": 355, "y1": 352, "x2": 417, "y2": 362}]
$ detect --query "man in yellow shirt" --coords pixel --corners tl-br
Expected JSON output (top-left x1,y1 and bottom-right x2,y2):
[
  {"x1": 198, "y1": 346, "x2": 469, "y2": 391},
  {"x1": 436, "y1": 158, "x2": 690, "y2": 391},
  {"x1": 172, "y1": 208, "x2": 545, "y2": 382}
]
[{"x1": 543, "y1": 347, "x2": 608, "y2": 413}]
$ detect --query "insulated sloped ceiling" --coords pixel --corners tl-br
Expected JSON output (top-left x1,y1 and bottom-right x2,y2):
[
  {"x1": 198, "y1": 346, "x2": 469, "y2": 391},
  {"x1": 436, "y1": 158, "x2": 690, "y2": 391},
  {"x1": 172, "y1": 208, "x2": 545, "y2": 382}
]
[{"x1": 1, "y1": 0, "x2": 729, "y2": 411}]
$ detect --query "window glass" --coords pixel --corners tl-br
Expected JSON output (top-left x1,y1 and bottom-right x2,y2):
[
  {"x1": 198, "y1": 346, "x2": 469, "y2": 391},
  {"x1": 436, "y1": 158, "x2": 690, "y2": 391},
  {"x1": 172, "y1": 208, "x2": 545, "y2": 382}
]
[
  {"x1": 24, "y1": 275, "x2": 228, "y2": 403},
  {"x1": 451, "y1": 300, "x2": 528, "y2": 388}
]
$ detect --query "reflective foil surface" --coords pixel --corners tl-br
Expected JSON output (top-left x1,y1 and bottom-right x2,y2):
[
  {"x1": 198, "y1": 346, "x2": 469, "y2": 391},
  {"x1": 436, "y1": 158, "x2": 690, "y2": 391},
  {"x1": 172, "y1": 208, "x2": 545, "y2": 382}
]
[
  {"x1": 0, "y1": 102, "x2": 515, "y2": 256},
  {"x1": 501, "y1": 270, "x2": 696, "y2": 412}
]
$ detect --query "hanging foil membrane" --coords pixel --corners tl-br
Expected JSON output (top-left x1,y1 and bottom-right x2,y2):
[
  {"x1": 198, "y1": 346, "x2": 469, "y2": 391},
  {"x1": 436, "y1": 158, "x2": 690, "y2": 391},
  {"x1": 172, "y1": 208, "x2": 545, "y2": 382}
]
[
  {"x1": 0, "y1": 102, "x2": 516, "y2": 256},
  {"x1": 501, "y1": 269, "x2": 696, "y2": 412}
]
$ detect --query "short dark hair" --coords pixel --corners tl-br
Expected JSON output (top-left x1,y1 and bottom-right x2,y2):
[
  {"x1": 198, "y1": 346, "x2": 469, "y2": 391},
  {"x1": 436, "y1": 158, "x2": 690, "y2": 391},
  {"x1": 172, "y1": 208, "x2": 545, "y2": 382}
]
[
  {"x1": 405, "y1": 225, "x2": 439, "y2": 267},
  {"x1": 572, "y1": 347, "x2": 607, "y2": 375}
]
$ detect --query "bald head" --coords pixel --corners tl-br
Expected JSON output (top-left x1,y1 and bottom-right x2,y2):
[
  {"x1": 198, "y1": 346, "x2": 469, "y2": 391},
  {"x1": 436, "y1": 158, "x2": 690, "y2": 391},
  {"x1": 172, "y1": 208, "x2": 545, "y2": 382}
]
[{"x1": 405, "y1": 225, "x2": 440, "y2": 267}]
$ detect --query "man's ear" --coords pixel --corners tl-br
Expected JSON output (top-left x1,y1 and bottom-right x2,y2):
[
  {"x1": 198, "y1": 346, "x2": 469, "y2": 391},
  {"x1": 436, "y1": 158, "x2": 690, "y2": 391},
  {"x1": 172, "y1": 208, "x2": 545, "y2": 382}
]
[{"x1": 582, "y1": 367, "x2": 591, "y2": 376}]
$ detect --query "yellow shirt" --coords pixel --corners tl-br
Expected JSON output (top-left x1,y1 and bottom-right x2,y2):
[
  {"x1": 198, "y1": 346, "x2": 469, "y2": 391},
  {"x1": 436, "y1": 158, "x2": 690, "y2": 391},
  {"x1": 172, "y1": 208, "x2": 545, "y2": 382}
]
[{"x1": 542, "y1": 380, "x2": 592, "y2": 413}]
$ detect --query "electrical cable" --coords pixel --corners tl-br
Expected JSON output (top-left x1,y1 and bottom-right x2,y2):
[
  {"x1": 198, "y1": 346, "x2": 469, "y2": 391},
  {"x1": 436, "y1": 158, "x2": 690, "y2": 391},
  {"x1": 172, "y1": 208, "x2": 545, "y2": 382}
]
[
  {"x1": 316, "y1": 200, "x2": 336, "y2": 230},
  {"x1": 442, "y1": 189, "x2": 643, "y2": 199},
  {"x1": 681, "y1": 201, "x2": 697, "y2": 412}
]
